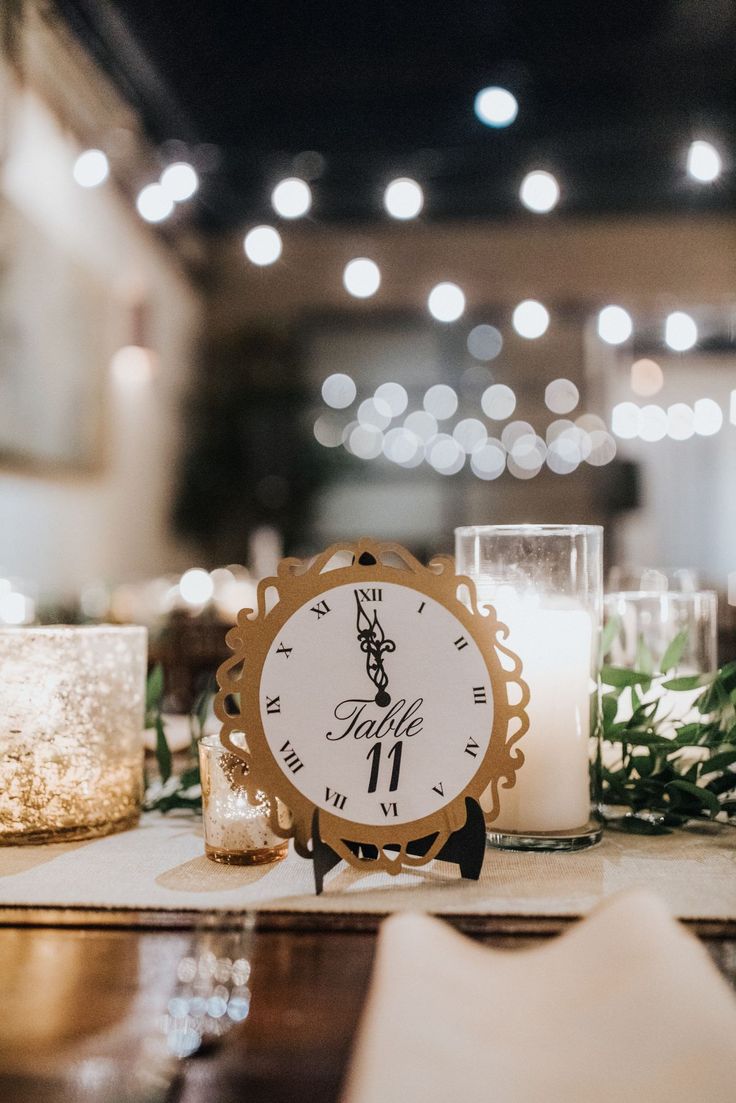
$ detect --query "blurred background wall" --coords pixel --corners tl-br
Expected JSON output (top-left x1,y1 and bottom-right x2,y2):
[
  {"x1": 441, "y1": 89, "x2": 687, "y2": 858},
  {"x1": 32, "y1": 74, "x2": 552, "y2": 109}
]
[
  {"x1": 0, "y1": 0, "x2": 734, "y2": 632},
  {"x1": 0, "y1": 4, "x2": 201, "y2": 602}
]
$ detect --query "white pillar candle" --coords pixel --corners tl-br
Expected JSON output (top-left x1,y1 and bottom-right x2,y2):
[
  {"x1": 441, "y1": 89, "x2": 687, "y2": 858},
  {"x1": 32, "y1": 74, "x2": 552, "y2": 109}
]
[{"x1": 479, "y1": 591, "x2": 593, "y2": 833}]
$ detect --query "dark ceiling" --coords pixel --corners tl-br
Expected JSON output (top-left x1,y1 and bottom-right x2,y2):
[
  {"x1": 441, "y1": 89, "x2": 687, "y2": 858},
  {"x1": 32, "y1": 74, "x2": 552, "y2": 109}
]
[{"x1": 56, "y1": 0, "x2": 736, "y2": 231}]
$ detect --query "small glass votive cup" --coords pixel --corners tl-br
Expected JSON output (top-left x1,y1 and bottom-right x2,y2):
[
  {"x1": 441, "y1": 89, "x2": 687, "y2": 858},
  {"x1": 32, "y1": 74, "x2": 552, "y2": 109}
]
[
  {"x1": 199, "y1": 734, "x2": 288, "y2": 866},
  {"x1": 604, "y1": 589, "x2": 717, "y2": 726},
  {"x1": 455, "y1": 524, "x2": 603, "y2": 851},
  {"x1": 0, "y1": 625, "x2": 147, "y2": 845}
]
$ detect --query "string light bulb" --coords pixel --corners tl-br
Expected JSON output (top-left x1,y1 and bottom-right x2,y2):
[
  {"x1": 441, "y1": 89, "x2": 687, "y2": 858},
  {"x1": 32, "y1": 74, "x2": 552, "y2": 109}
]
[
  {"x1": 73, "y1": 149, "x2": 109, "y2": 188},
  {"x1": 687, "y1": 140, "x2": 721, "y2": 183},
  {"x1": 519, "y1": 170, "x2": 560, "y2": 213},
  {"x1": 474, "y1": 86, "x2": 518, "y2": 128},
  {"x1": 383, "y1": 177, "x2": 424, "y2": 220}
]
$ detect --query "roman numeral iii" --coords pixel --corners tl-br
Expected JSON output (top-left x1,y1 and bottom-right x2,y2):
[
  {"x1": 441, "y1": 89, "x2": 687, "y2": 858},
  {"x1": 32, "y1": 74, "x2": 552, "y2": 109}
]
[{"x1": 472, "y1": 686, "x2": 487, "y2": 704}]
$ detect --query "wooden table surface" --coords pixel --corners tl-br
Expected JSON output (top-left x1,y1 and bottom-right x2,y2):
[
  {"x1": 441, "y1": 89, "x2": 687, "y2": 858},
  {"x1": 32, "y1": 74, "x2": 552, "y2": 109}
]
[{"x1": 1, "y1": 910, "x2": 735, "y2": 1103}]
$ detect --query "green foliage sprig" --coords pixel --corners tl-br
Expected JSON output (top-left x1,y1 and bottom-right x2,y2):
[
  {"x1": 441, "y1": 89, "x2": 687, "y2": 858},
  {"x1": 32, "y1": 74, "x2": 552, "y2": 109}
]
[
  {"x1": 600, "y1": 622, "x2": 736, "y2": 834},
  {"x1": 143, "y1": 664, "x2": 210, "y2": 814}
]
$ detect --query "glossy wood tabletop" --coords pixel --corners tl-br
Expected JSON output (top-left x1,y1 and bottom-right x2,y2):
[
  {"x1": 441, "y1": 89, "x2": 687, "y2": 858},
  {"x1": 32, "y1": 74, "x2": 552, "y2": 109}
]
[{"x1": 1, "y1": 913, "x2": 735, "y2": 1103}]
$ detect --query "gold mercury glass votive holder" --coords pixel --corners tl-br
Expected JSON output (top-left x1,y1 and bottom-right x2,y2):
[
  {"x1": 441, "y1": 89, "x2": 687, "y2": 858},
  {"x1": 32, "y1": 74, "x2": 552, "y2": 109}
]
[
  {"x1": 199, "y1": 734, "x2": 289, "y2": 865},
  {"x1": 0, "y1": 625, "x2": 147, "y2": 845}
]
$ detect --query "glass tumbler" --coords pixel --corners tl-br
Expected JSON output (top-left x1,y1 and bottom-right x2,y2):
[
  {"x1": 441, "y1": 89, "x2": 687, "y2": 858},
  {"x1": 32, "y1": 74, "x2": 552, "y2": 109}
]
[
  {"x1": 455, "y1": 525, "x2": 603, "y2": 851},
  {"x1": 199, "y1": 734, "x2": 288, "y2": 865}
]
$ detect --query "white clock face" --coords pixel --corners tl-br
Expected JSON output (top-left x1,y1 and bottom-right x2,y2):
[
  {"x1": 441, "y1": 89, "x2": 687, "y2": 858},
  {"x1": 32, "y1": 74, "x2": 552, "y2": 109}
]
[{"x1": 258, "y1": 581, "x2": 494, "y2": 828}]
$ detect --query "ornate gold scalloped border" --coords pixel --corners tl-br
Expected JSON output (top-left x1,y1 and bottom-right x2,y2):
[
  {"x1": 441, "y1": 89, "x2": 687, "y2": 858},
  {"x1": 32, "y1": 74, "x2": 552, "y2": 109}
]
[{"x1": 215, "y1": 538, "x2": 529, "y2": 875}]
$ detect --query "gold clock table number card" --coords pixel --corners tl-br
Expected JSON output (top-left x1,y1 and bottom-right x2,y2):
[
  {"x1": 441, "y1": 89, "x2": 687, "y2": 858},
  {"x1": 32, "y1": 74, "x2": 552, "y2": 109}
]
[{"x1": 215, "y1": 539, "x2": 529, "y2": 894}]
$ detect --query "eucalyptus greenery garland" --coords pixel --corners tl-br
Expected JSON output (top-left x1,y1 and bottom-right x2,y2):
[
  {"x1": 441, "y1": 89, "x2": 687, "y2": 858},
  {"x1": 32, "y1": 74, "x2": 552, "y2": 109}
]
[
  {"x1": 600, "y1": 620, "x2": 736, "y2": 834},
  {"x1": 144, "y1": 631, "x2": 736, "y2": 835}
]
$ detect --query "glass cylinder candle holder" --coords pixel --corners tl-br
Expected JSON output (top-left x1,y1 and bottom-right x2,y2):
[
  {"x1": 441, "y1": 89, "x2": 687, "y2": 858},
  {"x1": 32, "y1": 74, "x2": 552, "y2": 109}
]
[
  {"x1": 0, "y1": 626, "x2": 147, "y2": 845},
  {"x1": 604, "y1": 589, "x2": 717, "y2": 726},
  {"x1": 455, "y1": 525, "x2": 603, "y2": 851},
  {"x1": 199, "y1": 735, "x2": 288, "y2": 866}
]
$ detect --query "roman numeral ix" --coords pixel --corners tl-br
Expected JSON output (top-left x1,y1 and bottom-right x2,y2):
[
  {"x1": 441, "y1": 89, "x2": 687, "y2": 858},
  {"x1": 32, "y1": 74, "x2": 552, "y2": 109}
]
[{"x1": 265, "y1": 695, "x2": 281, "y2": 714}]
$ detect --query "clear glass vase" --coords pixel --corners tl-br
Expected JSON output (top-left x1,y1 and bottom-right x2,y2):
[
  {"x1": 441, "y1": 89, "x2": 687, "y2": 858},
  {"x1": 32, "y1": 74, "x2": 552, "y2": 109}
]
[{"x1": 455, "y1": 524, "x2": 603, "y2": 851}]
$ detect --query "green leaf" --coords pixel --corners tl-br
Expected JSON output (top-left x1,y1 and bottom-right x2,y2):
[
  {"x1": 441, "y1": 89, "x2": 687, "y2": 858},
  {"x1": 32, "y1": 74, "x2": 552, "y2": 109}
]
[
  {"x1": 666, "y1": 779, "x2": 721, "y2": 818},
  {"x1": 601, "y1": 666, "x2": 652, "y2": 689},
  {"x1": 660, "y1": 629, "x2": 689, "y2": 674},
  {"x1": 602, "y1": 694, "x2": 618, "y2": 731},
  {"x1": 701, "y1": 750, "x2": 736, "y2": 774},
  {"x1": 661, "y1": 673, "x2": 713, "y2": 692},
  {"x1": 146, "y1": 663, "x2": 165, "y2": 715},
  {"x1": 635, "y1": 636, "x2": 655, "y2": 676},
  {"x1": 155, "y1": 715, "x2": 172, "y2": 783},
  {"x1": 600, "y1": 616, "x2": 620, "y2": 660}
]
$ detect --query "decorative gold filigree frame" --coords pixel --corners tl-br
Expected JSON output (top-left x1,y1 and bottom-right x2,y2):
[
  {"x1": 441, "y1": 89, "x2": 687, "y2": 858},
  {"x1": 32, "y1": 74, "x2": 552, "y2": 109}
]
[{"x1": 215, "y1": 538, "x2": 529, "y2": 875}]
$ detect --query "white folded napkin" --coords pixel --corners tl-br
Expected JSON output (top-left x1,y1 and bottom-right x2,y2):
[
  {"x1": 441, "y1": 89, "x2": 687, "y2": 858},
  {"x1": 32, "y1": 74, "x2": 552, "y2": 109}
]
[{"x1": 343, "y1": 889, "x2": 736, "y2": 1103}]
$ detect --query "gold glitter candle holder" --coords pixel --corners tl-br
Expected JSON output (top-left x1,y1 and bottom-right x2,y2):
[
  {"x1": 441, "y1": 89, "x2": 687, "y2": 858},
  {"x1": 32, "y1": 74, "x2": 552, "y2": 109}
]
[
  {"x1": 0, "y1": 625, "x2": 147, "y2": 845},
  {"x1": 199, "y1": 735, "x2": 288, "y2": 866}
]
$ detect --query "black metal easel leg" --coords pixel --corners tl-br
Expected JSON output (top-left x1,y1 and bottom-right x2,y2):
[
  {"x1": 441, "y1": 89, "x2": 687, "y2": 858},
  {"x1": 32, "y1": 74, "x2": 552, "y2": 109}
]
[
  {"x1": 311, "y1": 809, "x2": 342, "y2": 894},
  {"x1": 434, "y1": 797, "x2": 486, "y2": 880}
]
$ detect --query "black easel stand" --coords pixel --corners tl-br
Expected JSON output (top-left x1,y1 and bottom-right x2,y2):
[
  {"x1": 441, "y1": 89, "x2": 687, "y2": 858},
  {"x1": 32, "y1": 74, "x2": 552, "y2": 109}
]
[{"x1": 310, "y1": 797, "x2": 487, "y2": 895}]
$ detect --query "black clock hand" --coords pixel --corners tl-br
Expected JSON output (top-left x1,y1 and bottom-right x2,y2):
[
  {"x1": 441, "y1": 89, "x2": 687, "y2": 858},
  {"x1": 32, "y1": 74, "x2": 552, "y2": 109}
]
[{"x1": 355, "y1": 592, "x2": 395, "y2": 707}]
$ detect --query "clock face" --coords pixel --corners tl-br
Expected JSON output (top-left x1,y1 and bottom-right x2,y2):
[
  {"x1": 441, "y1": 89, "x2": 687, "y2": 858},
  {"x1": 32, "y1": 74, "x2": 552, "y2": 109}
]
[{"x1": 257, "y1": 580, "x2": 494, "y2": 829}]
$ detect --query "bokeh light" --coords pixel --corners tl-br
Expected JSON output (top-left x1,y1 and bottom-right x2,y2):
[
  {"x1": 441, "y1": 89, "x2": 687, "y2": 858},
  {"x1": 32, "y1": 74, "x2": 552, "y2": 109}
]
[
  {"x1": 358, "y1": 397, "x2": 392, "y2": 430},
  {"x1": 180, "y1": 568, "x2": 214, "y2": 606},
  {"x1": 470, "y1": 439, "x2": 506, "y2": 480},
  {"x1": 343, "y1": 258, "x2": 381, "y2": 298},
  {"x1": 348, "y1": 424, "x2": 384, "y2": 459},
  {"x1": 73, "y1": 149, "x2": 109, "y2": 188},
  {"x1": 427, "y1": 282, "x2": 465, "y2": 322},
  {"x1": 383, "y1": 177, "x2": 424, "y2": 219},
  {"x1": 160, "y1": 162, "x2": 199, "y2": 201},
  {"x1": 611, "y1": 401, "x2": 641, "y2": 439},
  {"x1": 427, "y1": 435, "x2": 465, "y2": 475},
  {"x1": 136, "y1": 183, "x2": 174, "y2": 223},
  {"x1": 374, "y1": 382, "x2": 408, "y2": 417},
  {"x1": 481, "y1": 383, "x2": 516, "y2": 420},
  {"x1": 243, "y1": 225, "x2": 282, "y2": 265},
  {"x1": 474, "y1": 86, "x2": 518, "y2": 128},
  {"x1": 666, "y1": 403, "x2": 695, "y2": 441},
  {"x1": 693, "y1": 397, "x2": 723, "y2": 436},
  {"x1": 423, "y1": 384, "x2": 458, "y2": 420},
  {"x1": 453, "y1": 418, "x2": 487, "y2": 453},
  {"x1": 597, "y1": 305, "x2": 633, "y2": 345},
  {"x1": 321, "y1": 373, "x2": 356, "y2": 409},
  {"x1": 630, "y1": 358, "x2": 664, "y2": 397},
  {"x1": 544, "y1": 378, "x2": 579, "y2": 415},
  {"x1": 512, "y1": 300, "x2": 549, "y2": 339},
  {"x1": 466, "y1": 324, "x2": 503, "y2": 361},
  {"x1": 271, "y1": 177, "x2": 312, "y2": 218},
  {"x1": 665, "y1": 311, "x2": 697, "y2": 351},
  {"x1": 519, "y1": 170, "x2": 560, "y2": 213},
  {"x1": 638, "y1": 404, "x2": 668, "y2": 442},
  {"x1": 687, "y1": 140, "x2": 721, "y2": 183},
  {"x1": 404, "y1": 410, "x2": 438, "y2": 443}
]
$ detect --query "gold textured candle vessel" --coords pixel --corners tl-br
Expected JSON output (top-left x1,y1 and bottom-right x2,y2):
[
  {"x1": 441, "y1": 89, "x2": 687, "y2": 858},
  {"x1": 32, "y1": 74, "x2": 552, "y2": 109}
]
[{"x1": 0, "y1": 626, "x2": 147, "y2": 845}]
